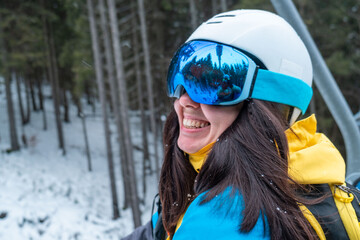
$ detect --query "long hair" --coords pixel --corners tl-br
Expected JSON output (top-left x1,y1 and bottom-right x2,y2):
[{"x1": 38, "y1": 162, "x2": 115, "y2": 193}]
[{"x1": 159, "y1": 99, "x2": 317, "y2": 239}]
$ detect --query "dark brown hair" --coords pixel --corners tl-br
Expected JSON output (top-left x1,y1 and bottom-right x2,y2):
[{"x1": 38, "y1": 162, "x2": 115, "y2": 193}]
[{"x1": 159, "y1": 99, "x2": 317, "y2": 239}]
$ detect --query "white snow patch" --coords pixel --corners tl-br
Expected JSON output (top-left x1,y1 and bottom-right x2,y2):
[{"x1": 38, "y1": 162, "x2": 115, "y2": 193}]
[{"x1": 0, "y1": 81, "x2": 160, "y2": 239}]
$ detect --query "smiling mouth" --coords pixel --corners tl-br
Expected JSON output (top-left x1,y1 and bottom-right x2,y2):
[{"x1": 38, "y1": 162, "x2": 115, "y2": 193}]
[{"x1": 183, "y1": 118, "x2": 210, "y2": 129}]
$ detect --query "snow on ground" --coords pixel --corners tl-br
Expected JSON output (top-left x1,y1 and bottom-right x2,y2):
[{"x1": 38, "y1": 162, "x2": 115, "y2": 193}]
[{"x1": 0, "y1": 79, "x2": 160, "y2": 239}]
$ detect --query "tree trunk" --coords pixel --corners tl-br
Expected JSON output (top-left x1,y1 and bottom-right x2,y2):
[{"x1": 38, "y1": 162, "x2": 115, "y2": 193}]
[
  {"x1": 189, "y1": 0, "x2": 198, "y2": 30},
  {"x1": 29, "y1": 76, "x2": 38, "y2": 111},
  {"x1": 131, "y1": 0, "x2": 150, "y2": 200},
  {"x1": 4, "y1": 72, "x2": 20, "y2": 152},
  {"x1": 63, "y1": 89, "x2": 70, "y2": 123},
  {"x1": 137, "y1": 0, "x2": 160, "y2": 180},
  {"x1": 74, "y1": 95, "x2": 82, "y2": 117},
  {"x1": 38, "y1": 72, "x2": 47, "y2": 130},
  {"x1": 85, "y1": 84, "x2": 96, "y2": 115},
  {"x1": 49, "y1": 25, "x2": 66, "y2": 154},
  {"x1": 98, "y1": 0, "x2": 132, "y2": 210},
  {"x1": 108, "y1": 0, "x2": 142, "y2": 227},
  {"x1": 41, "y1": 0, "x2": 65, "y2": 154},
  {"x1": 87, "y1": 0, "x2": 120, "y2": 220},
  {"x1": 36, "y1": 71, "x2": 44, "y2": 111},
  {"x1": 212, "y1": 0, "x2": 217, "y2": 15},
  {"x1": 24, "y1": 77, "x2": 31, "y2": 124},
  {"x1": 0, "y1": 18, "x2": 20, "y2": 151},
  {"x1": 152, "y1": 1, "x2": 166, "y2": 151},
  {"x1": 80, "y1": 111, "x2": 92, "y2": 172},
  {"x1": 220, "y1": 0, "x2": 227, "y2": 12},
  {"x1": 15, "y1": 72, "x2": 26, "y2": 125}
]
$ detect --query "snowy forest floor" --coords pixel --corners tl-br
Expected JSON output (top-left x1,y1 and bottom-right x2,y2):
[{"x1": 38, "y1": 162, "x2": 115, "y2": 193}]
[{"x1": 0, "y1": 81, "x2": 160, "y2": 239}]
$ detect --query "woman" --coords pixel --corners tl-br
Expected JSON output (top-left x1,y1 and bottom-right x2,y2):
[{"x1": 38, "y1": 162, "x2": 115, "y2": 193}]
[{"x1": 123, "y1": 9, "x2": 349, "y2": 240}]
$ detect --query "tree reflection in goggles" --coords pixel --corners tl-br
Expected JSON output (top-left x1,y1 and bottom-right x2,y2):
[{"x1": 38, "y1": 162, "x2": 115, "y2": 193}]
[
  {"x1": 167, "y1": 40, "x2": 313, "y2": 114},
  {"x1": 167, "y1": 40, "x2": 257, "y2": 105}
]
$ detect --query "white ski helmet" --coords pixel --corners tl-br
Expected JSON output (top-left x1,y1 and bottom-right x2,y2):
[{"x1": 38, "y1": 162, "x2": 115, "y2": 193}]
[{"x1": 187, "y1": 9, "x2": 313, "y2": 124}]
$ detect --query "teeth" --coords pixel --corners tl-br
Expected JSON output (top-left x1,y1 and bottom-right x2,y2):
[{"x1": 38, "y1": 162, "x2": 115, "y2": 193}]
[{"x1": 183, "y1": 118, "x2": 209, "y2": 129}]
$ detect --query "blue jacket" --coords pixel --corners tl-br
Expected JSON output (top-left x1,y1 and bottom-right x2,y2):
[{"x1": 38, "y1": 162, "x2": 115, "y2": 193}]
[
  {"x1": 165, "y1": 189, "x2": 270, "y2": 240},
  {"x1": 122, "y1": 189, "x2": 269, "y2": 240}
]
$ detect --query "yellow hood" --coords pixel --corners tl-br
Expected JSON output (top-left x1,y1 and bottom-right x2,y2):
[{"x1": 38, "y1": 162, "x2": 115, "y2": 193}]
[{"x1": 286, "y1": 114, "x2": 345, "y2": 185}]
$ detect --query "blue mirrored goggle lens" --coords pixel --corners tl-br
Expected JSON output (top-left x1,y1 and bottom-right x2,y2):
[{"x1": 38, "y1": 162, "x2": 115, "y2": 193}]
[{"x1": 167, "y1": 40, "x2": 250, "y2": 105}]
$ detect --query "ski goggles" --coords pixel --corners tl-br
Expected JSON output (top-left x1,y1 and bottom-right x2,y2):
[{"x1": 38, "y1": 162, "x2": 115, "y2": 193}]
[{"x1": 167, "y1": 40, "x2": 312, "y2": 114}]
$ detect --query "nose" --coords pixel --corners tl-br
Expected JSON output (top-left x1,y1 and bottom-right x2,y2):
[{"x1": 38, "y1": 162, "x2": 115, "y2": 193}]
[{"x1": 179, "y1": 92, "x2": 200, "y2": 109}]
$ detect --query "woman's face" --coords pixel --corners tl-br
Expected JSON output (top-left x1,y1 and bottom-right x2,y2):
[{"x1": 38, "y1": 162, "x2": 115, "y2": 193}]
[{"x1": 174, "y1": 92, "x2": 242, "y2": 153}]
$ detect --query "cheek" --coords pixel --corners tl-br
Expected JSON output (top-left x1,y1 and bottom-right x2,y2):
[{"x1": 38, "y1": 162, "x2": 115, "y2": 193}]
[
  {"x1": 203, "y1": 105, "x2": 240, "y2": 132},
  {"x1": 174, "y1": 100, "x2": 183, "y2": 124},
  {"x1": 174, "y1": 100, "x2": 181, "y2": 115},
  {"x1": 218, "y1": 112, "x2": 238, "y2": 131}
]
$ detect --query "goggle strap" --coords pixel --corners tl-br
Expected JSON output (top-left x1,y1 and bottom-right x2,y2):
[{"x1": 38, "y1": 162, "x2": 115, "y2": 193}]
[
  {"x1": 248, "y1": 66, "x2": 259, "y2": 99},
  {"x1": 251, "y1": 69, "x2": 313, "y2": 114}
]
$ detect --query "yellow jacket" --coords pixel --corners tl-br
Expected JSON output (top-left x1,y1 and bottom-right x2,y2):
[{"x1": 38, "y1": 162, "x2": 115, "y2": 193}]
[
  {"x1": 286, "y1": 114, "x2": 345, "y2": 185},
  {"x1": 287, "y1": 115, "x2": 360, "y2": 240}
]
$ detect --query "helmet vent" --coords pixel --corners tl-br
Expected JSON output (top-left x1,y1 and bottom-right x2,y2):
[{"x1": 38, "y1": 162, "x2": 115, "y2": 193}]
[
  {"x1": 214, "y1": 14, "x2": 236, "y2": 18},
  {"x1": 207, "y1": 21, "x2": 222, "y2": 24}
]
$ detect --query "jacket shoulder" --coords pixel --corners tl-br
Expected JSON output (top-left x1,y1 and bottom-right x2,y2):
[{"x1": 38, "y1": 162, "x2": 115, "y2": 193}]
[{"x1": 173, "y1": 189, "x2": 270, "y2": 240}]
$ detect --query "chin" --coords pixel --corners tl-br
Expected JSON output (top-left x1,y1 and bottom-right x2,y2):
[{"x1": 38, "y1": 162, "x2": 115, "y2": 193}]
[{"x1": 177, "y1": 140, "x2": 199, "y2": 154}]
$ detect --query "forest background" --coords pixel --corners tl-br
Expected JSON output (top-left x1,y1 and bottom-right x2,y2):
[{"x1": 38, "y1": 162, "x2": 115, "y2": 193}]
[{"x1": 0, "y1": 0, "x2": 359, "y2": 238}]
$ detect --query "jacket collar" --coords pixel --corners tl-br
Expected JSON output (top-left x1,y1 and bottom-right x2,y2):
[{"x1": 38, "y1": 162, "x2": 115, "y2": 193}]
[
  {"x1": 186, "y1": 142, "x2": 215, "y2": 173},
  {"x1": 286, "y1": 114, "x2": 345, "y2": 184}
]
